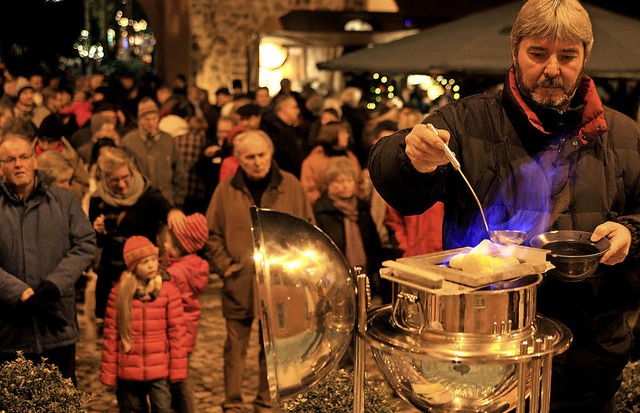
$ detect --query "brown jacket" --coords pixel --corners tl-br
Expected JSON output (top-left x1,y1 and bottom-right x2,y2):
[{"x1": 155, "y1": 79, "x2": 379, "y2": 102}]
[{"x1": 205, "y1": 162, "x2": 314, "y2": 319}]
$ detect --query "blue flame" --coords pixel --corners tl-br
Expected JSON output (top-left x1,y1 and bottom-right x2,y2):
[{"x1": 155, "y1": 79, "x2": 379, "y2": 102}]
[{"x1": 447, "y1": 157, "x2": 558, "y2": 248}]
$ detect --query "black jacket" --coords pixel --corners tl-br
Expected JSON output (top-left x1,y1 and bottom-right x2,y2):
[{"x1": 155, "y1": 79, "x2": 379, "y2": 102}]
[
  {"x1": 89, "y1": 185, "x2": 173, "y2": 274},
  {"x1": 0, "y1": 173, "x2": 96, "y2": 353},
  {"x1": 313, "y1": 191, "x2": 381, "y2": 275},
  {"x1": 369, "y1": 69, "x2": 640, "y2": 410},
  {"x1": 260, "y1": 112, "x2": 304, "y2": 178}
]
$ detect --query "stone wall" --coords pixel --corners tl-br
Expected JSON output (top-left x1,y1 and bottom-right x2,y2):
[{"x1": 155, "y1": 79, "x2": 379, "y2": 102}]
[{"x1": 190, "y1": 0, "x2": 347, "y2": 96}]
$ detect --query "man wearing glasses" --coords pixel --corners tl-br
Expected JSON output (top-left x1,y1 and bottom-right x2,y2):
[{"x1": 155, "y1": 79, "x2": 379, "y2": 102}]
[{"x1": 0, "y1": 134, "x2": 96, "y2": 385}]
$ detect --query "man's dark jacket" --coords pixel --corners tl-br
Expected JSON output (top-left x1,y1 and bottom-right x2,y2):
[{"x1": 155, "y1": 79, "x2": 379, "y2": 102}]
[
  {"x1": 0, "y1": 173, "x2": 97, "y2": 354},
  {"x1": 260, "y1": 112, "x2": 304, "y2": 178},
  {"x1": 369, "y1": 68, "x2": 640, "y2": 411},
  {"x1": 312, "y1": 191, "x2": 381, "y2": 274}
]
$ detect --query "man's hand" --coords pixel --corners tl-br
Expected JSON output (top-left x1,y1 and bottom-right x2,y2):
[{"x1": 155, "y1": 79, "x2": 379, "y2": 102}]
[
  {"x1": 404, "y1": 123, "x2": 455, "y2": 173},
  {"x1": 591, "y1": 221, "x2": 631, "y2": 265},
  {"x1": 223, "y1": 262, "x2": 244, "y2": 278},
  {"x1": 36, "y1": 280, "x2": 61, "y2": 302},
  {"x1": 204, "y1": 145, "x2": 220, "y2": 157},
  {"x1": 19, "y1": 294, "x2": 68, "y2": 335}
]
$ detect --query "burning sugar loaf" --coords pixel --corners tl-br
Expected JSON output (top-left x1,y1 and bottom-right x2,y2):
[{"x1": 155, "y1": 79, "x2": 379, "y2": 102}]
[{"x1": 448, "y1": 239, "x2": 520, "y2": 273}]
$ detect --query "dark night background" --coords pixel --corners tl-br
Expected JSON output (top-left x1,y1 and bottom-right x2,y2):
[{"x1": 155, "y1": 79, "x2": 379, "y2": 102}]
[
  {"x1": 0, "y1": 0, "x2": 638, "y2": 78},
  {"x1": 0, "y1": 0, "x2": 84, "y2": 75}
]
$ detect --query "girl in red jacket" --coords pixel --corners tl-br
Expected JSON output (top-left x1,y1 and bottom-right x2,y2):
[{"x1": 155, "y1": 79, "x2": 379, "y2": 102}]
[
  {"x1": 159, "y1": 213, "x2": 210, "y2": 413},
  {"x1": 100, "y1": 235, "x2": 187, "y2": 413}
]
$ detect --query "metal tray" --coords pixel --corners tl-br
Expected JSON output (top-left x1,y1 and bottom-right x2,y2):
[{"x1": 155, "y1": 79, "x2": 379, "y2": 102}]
[{"x1": 382, "y1": 244, "x2": 552, "y2": 289}]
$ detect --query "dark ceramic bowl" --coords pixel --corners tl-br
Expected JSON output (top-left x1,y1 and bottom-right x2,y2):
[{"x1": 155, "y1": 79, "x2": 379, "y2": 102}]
[{"x1": 529, "y1": 230, "x2": 610, "y2": 282}]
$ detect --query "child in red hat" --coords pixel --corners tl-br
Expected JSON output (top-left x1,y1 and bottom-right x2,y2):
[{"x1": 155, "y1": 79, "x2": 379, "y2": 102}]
[
  {"x1": 159, "y1": 213, "x2": 210, "y2": 413},
  {"x1": 100, "y1": 235, "x2": 188, "y2": 412}
]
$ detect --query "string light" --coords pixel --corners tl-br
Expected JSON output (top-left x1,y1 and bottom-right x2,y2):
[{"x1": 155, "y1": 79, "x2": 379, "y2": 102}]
[
  {"x1": 407, "y1": 74, "x2": 462, "y2": 102},
  {"x1": 114, "y1": 7, "x2": 156, "y2": 64},
  {"x1": 73, "y1": 30, "x2": 104, "y2": 61}
]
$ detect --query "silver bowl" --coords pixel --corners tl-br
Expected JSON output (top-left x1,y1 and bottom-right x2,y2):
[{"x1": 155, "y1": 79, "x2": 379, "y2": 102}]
[
  {"x1": 366, "y1": 307, "x2": 572, "y2": 413},
  {"x1": 489, "y1": 230, "x2": 527, "y2": 246},
  {"x1": 529, "y1": 230, "x2": 610, "y2": 282}
]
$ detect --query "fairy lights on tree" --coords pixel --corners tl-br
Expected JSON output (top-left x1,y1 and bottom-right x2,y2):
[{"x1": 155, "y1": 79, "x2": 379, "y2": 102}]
[{"x1": 71, "y1": 0, "x2": 155, "y2": 73}]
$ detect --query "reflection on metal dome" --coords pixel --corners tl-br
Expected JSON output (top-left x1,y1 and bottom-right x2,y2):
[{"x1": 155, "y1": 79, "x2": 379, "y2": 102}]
[
  {"x1": 250, "y1": 207, "x2": 356, "y2": 403},
  {"x1": 251, "y1": 208, "x2": 573, "y2": 413}
]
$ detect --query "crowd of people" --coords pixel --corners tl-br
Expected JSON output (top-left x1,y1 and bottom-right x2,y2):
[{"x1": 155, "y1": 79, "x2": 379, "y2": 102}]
[
  {"x1": 1, "y1": 0, "x2": 640, "y2": 411},
  {"x1": 0, "y1": 60, "x2": 447, "y2": 412}
]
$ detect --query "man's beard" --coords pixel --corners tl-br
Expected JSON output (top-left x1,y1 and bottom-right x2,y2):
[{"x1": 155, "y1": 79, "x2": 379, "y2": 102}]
[{"x1": 515, "y1": 64, "x2": 580, "y2": 110}]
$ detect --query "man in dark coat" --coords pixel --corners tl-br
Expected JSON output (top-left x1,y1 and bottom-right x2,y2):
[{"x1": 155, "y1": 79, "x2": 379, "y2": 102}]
[
  {"x1": 0, "y1": 134, "x2": 97, "y2": 385},
  {"x1": 369, "y1": 1, "x2": 640, "y2": 412},
  {"x1": 259, "y1": 94, "x2": 305, "y2": 177}
]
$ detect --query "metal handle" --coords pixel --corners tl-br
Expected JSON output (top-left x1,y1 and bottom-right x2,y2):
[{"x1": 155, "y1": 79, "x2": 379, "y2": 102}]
[
  {"x1": 427, "y1": 123, "x2": 460, "y2": 170},
  {"x1": 392, "y1": 291, "x2": 426, "y2": 334},
  {"x1": 354, "y1": 267, "x2": 367, "y2": 413},
  {"x1": 442, "y1": 143, "x2": 461, "y2": 170}
]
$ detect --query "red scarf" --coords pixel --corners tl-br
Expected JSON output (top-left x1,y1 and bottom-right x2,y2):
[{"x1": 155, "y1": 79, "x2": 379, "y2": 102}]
[{"x1": 508, "y1": 67, "x2": 607, "y2": 144}]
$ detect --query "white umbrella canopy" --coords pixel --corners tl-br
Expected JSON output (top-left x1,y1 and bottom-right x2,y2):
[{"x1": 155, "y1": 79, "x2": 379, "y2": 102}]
[{"x1": 318, "y1": 2, "x2": 640, "y2": 79}]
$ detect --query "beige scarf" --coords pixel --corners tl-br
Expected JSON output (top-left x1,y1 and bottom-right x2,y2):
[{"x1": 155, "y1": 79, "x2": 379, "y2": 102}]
[
  {"x1": 93, "y1": 168, "x2": 147, "y2": 207},
  {"x1": 330, "y1": 195, "x2": 367, "y2": 269}
]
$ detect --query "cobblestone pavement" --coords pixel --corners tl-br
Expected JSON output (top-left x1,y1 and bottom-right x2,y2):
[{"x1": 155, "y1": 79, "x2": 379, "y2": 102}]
[{"x1": 76, "y1": 274, "x2": 420, "y2": 413}]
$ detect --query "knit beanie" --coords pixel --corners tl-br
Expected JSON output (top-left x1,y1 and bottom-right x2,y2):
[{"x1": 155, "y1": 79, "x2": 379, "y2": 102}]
[
  {"x1": 15, "y1": 77, "x2": 34, "y2": 97},
  {"x1": 37, "y1": 114, "x2": 64, "y2": 142},
  {"x1": 158, "y1": 114, "x2": 190, "y2": 138},
  {"x1": 137, "y1": 98, "x2": 159, "y2": 118},
  {"x1": 91, "y1": 113, "x2": 115, "y2": 136},
  {"x1": 171, "y1": 213, "x2": 209, "y2": 254},
  {"x1": 123, "y1": 235, "x2": 159, "y2": 271}
]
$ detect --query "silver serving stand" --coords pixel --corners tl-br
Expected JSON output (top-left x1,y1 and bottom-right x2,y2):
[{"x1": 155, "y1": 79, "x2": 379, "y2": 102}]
[{"x1": 250, "y1": 207, "x2": 572, "y2": 413}]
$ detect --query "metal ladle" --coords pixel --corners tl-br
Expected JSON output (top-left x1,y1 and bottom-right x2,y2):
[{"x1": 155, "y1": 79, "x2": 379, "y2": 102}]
[{"x1": 427, "y1": 124, "x2": 526, "y2": 246}]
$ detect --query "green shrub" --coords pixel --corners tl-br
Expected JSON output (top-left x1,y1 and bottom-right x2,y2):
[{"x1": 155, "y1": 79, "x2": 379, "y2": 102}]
[
  {"x1": 616, "y1": 361, "x2": 640, "y2": 413},
  {"x1": 0, "y1": 352, "x2": 92, "y2": 413},
  {"x1": 280, "y1": 369, "x2": 398, "y2": 413}
]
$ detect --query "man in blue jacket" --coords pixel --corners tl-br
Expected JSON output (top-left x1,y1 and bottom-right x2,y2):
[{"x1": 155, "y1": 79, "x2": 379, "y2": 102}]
[{"x1": 0, "y1": 134, "x2": 97, "y2": 385}]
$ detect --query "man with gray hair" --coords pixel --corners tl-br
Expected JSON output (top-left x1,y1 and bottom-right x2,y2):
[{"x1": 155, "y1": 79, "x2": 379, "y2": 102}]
[
  {"x1": 0, "y1": 134, "x2": 97, "y2": 385},
  {"x1": 369, "y1": 0, "x2": 640, "y2": 411},
  {"x1": 204, "y1": 129, "x2": 313, "y2": 413},
  {"x1": 121, "y1": 97, "x2": 187, "y2": 208}
]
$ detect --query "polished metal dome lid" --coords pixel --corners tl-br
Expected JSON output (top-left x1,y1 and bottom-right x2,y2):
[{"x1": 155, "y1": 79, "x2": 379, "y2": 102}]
[{"x1": 250, "y1": 207, "x2": 357, "y2": 402}]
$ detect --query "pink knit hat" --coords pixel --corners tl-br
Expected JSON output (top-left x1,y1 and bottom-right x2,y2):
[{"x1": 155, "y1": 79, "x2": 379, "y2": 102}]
[
  {"x1": 123, "y1": 236, "x2": 159, "y2": 271},
  {"x1": 171, "y1": 213, "x2": 209, "y2": 254}
]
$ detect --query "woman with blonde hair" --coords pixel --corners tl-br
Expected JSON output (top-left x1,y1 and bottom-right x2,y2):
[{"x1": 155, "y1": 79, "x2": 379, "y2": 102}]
[
  {"x1": 100, "y1": 235, "x2": 187, "y2": 412},
  {"x1": 89, "y1": 147, "x2": 186, "y2": 325},
  {"x1": 313, "y1": 156, "x2": 380, "y2": 274}
]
